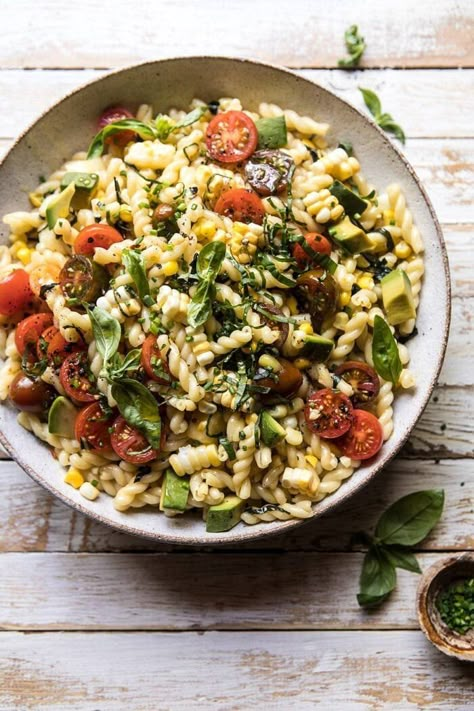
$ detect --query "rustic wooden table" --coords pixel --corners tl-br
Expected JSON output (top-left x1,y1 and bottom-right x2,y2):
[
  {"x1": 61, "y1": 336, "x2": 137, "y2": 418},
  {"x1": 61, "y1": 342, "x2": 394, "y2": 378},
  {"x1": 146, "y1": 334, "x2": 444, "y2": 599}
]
[{"x1": 0, "y1": 1, "x2": 473, "y2": 708}]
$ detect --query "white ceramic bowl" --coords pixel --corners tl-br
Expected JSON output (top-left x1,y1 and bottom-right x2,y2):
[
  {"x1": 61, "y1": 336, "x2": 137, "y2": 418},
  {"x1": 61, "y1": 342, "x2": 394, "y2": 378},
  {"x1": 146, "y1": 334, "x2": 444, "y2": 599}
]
[{"x1": 0, "y1": 57, "x2": 450, "y2": 545}]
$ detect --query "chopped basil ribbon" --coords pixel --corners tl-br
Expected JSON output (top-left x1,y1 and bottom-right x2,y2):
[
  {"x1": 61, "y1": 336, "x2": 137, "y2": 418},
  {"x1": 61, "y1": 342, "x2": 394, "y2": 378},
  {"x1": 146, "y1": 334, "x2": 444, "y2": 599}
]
[
  {"x1": 122, "y1": 249, "x2": 150, "y2": 302},
  {"x1": 188, "y1": 241, "x2": 226, "y2": 328},
  {"x1": 372, "y1": 315, "x2": 402, "y2": 384},
  {"x1": 359, "y1": 88, "x2": 406, "y2": 144},
  {"x1": 111, "y1": 378, "x2": 162, "y2": 449}
]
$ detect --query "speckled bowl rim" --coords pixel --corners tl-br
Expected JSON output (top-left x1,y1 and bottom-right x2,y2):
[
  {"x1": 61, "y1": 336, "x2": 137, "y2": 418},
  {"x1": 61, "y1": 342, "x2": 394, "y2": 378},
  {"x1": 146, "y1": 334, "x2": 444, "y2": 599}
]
[{"x1": 0, "y1": 56, "x2": 451, "y2": 546}]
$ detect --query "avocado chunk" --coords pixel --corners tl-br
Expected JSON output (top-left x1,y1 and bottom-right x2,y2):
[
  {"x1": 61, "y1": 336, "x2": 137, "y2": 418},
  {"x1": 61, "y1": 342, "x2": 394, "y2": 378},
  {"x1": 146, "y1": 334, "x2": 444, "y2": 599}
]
[
  {"x1": 60, "y1": 172, "x2": 99, "y2": 210},
  {"x1": 328, "y1": 216, "x2": 372, "y2": 254},
  {"x1": 45, "y1": 182, "x2": 76, "y2": 229},
  {"x1": 160, "y1": 469, "x2": 190, "y2": 512},
  {"x1": 300, "y1": 334, "x2": 334, "y2": 361},
  {"x1": 255, "y1": 116, "x2": 287, "y2": 149},
  {"x1": 381, "y1": 268, "x2": 416, "y2": 325},
  {"x1": 48, "y1": 396, "x2": 78, "y2": 438},
  {"x1": 260, "y1": 410, "x2": 286, "y2": 447},
  {"x1": 206, "y1": 496, "x2": 244, "y2": 533},
  {"x1": 329, "y1": 180, "x2": 367, "y2": 216}
]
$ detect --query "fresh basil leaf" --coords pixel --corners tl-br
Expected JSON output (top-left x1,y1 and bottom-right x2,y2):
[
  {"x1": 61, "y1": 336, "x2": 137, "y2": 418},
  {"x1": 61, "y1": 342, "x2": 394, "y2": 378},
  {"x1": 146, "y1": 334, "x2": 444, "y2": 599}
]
[
  {"x1": 111, "y1": 378, "x2": 162, "y2": 449},
  {"x1": 176, "y1": 105, "x2": 208, "y2": 129},
  {"x1": 122, "y1": 249, "x2": 150, "y2": 301},
  {"x1": 357, "y1": 546, "x2": 397, "y2": 608},
  {"x1": 377, "y1": 116, "x2": 406, "y2": 144},
  {"x1": 372, "y1": 315, "x2": 402, "y2": 384},
  {"x1": 188, "y1": 280, "x2": 214, "y2": 329},
  {"x1": 338, "y1": 141, "x2": 353, "y2": 156},
  {"x1": 382, "y1": 546, "x2": 422, "y2": 574},
  {"x1": 375, "y1": 489, "x2": 445, "y2": 546},
  {"x1": 108, "y1": 349, "x2": 141, "y2": 380},
  {"x1": 196, "y1": 240, "x2": 226, "y2": 279},
  {"x1": 87, "y1": 119, "x2": 157, "y2": 159},
  {"x1": 87, "y1": 306, "x2": 121, "y2": 365},
  {"x1": 359, "y1": 88, "x2": 405, "y2": 144},
  {"x1": 338, "y1": 25, "x2": 366, "y2": 69},
  {"x1": 359, "y1": 87, "x2": 382, "y2": 118},
  {"x1": 155, "y1": 106, "x2": 208, "y2": 141}
]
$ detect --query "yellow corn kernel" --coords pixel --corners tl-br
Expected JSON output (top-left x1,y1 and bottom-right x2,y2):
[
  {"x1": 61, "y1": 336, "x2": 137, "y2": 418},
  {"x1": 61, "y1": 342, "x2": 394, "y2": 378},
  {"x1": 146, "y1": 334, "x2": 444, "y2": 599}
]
[
  {"x1": 299, "y1": 321, "x2": 313, "y2": 335},
  {"x1": 162, "y1": 260, "x2": 179, "y2": 277},
  {"x1": 287, "y1": 296, "x2": 298, "y2": 315},
  {"x1": 16, "y1": 247, "x2": 32, "y2": 265},
  {"x1": 383, "y1": 209, "x2": 395, "y2": 223},
  {"x1": 232, "y1": 221, "x2": 248, "y2": 235},
  {"x1": 339, "y1": 291, "x2": 351, "y2": 307},
  {"x1": 119, "y1": 205, "x2": 133, "y2": 223},
  {"x1": 198, "y1": 219, "x2": 217, "y2": 239},
  {"x1": 28, "y1": 192, "x2": 43, "y2": 208},
  {"x1": 357, "y1": 274, "x2": 375, "y2": 290},
  {"x1": 305, "y1": 454, "x2": 318, "y2": 468},
  {"x1": 394, "y1": 241, "x2": 412, "y2": 260},
  {"x1": 294, "y1": 357, "x2": 312, "y2": 370},
  {"x1": 64, "y1": 468, "x2": 84, "y2": 489}
]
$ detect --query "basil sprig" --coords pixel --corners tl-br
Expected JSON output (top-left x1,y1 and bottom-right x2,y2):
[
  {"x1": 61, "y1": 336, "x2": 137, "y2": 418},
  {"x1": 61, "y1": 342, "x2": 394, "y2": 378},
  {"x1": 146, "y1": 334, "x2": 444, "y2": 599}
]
[
  {"x1": 87, "y1": 119, "x2": 158, "y2": 159},
  {"x1": 359, "y1": 88, "x2": 406, "y2": 144},
  {"x1": 338, "y1": 25, "x2": 366, "y2": 68},
  {"x1": 357, "y1": 490, "x2": 444, "y2": 608},
  {"x1": 122, "y1": 249, "x2": 151, "y2": 303},
  {"x1": 155, "y1": 106, "x2": 209, "y2": 140},
  {"x1": 372, "y1": 315, "x2": 402, "y2": 384},
  {"x1": 188, "y1": 241, "x2": 226, "y2": 328},
  {"x1": 111, "y1": 378, "x2": 162, "y2": 449},
  {"x1": 87, "y1": 306, "x2": 121, "y2": 368}
]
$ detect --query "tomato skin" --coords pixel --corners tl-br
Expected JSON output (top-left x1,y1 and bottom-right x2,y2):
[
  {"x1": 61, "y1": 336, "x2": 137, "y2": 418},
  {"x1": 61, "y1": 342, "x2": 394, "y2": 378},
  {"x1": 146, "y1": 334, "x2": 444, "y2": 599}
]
[
  {"x1": 206, "y1": 111, "x2": 258, "y2": 164},
  {"x1": 0, "y1": 270, "x2": 35, "y2": 316},
  {"x1": 110, "y1": 415, "x2": 158, "y2": 464},
  {"x1": 257, "y1": 358, "x2": 303, "y2": 398},
  {"x1": 59, "y1": 352, "x2": 98, "y2": 404},
  {"x1": 98, "y1": 106, "x2": 135, "y2": 148},
  {"x1": 214, "y1": 188, "x2": 265, "y2": 225},
  {"x1": 141, "y1": 335, "x2": 173, "y2": 384},
  {"x1": 334, "y1": 409, "x2": 384, "y2": 460},
  {"x1": 334, "y1": 361, "x2": 380, "y2": 405},
  {"x1": 15, "y1": 313, "x2": 53, "y2": 356},
  {"x1": 75, "y1": 402, "x2": 114, "y2": 451},
  {"x1": 293, "y1": 233, "x2": 332, "y2": 268},
  {"x1": 304, "y1": 388, "x2": 354, "y2": 439},
  {"x1": 74, "y1": 224, "x2": 123, "y2": 256},
  {"x1": 39, "y1": 327, "x2": 85, "y2": 366},
  {"x1": 29, "y1": 263, "x2": 62, "y2": 297},
  {"x1": 296, "y1": 267, "x2": 338, "y2": 332},
  {"x1": 8, "y1": 372, "x2": 55, "y2": 413}
]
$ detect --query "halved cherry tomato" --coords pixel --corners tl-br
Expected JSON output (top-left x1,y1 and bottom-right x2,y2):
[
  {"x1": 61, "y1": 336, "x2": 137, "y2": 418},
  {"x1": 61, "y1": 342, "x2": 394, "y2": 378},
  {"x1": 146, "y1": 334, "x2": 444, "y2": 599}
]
[
  {"x1": 8, "y1": 372, "x2": 55, "y2": 413},
  {"x1": 75, "y1": 402, "x2": 114, "y2": 451},
  {"x1": 335, "y1": 361, "x2": 380, "y2": 405},
  {"x1": 256, "y1": 358, "x2": 303, "y2": 398},
  {"x1": 0, "y1": 270, "x2": 35, "y2": 316},
  {"x1": 36, "y1": 325, "x2": 57, "y2": 360},
  {"x1": 245, "y1": 149, "x2": 294, "y2": 196},
  {"x1": 257, "y1": 303, "x2": 289, "y2": 350},
  {"x1": 110, "y1": 415, "x2": 158, "y2": 464},
  {"x1": 141, "y1": 334, "x2": 174, "y2": 384},
  {"x1": 98, "y1": 106, "x2": 135, "y2": 148},
  {"x1": 59, "y1": 351, "x2": 98, "y2": 403},
  {"x1": 59, "y1": 255, "x2": 108, "y2": 303},
  {"x1": 29, "y1": 263, "x2": 61, "y2": 297},
  {"x1": 297, "y1": 267, "x2": 338, "y2": 332},
  {"x1": 74, "y1": 224, "x2": 123, "y2": 256},
  {"x1": 293, "y1": 233, "x2": 332, "y2": 269},
  {"x1": 206, "y1": 111, "x2": 258, "y2": 164},
  {"x1": 38, "y1": 326, "x2": 85, "y2": 366},
  {"x1": 334, "y1": 409, "x2": 383, "y2": 460},
  {"x1": 304, "y1": 388, "x2": 354, "y2": 439},
  {"x1": 15, "y1": 313, "x2": 53, "y2": 355},
  {"x1": 214, "y1": 188, "x2": 265, "y2": 225}
]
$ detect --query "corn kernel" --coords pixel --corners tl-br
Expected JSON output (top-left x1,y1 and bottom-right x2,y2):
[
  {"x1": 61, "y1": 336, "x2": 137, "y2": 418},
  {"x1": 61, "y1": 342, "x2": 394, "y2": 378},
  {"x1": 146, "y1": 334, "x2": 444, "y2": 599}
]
[
  {"x1": 162, "y1": 260, "x2": 179, "y2": 276},
  {"x1": 79, "y1": 481, "x2": 100, "y2": 501},
  {"x1": 394, "y1": 241, "x2": 412, "y2": 259},
  {"x1": 258, "y1": 354, "x2": 282, "y2": 372},
  {"x1": 16, "y1": 247, "x2": 32, "y2": 265},
  {"x1": 305, "y1": 454, "x2": 318, "y2": 468},
  {"x1": 299, "y1": 321, "x2": 313, "y2": 335},
  {"x1": 294, "y1": 357, "x2": 312, "y2": 370},
  {"x1": 198, "y1": 219, "x2": 217, "y2": 239},
  {"x1": 339, "y1": 291, "x2": 351, "y2": 307},
  {"x1": 357, "y1": 274, "x2": 375, "y2": 290},
  {"x1": 28, "y1": 192, "x2": 43, "y2": 208},
  {"x1": 119, "y1": 205, "x2": 133, "y2": 223},
  {"x1": 64, "y1": 468, "x2": 84, "y2": 489},
  {"x1": 287, "y1": 296, "x2": 298, "y2": 315},
  {"x1": 383, "y1": 209, "x2": 394, "y2": 223}
]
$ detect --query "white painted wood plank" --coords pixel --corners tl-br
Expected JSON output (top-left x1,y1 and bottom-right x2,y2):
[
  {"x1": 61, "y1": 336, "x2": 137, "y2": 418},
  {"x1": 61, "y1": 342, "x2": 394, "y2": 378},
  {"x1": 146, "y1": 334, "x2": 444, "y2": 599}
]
[
  {"x1": 1, "y1": 631, "x2": 472, "y2": 710},
  {"x1": 1, "y1": 0, "x2": 473, "y2": 69},
  {"x1": 0, "y1": 459, "x2": 470, "y2": 553},
  {"x1": 439, "y1": 298, "x2": 474, "y2": 387}
]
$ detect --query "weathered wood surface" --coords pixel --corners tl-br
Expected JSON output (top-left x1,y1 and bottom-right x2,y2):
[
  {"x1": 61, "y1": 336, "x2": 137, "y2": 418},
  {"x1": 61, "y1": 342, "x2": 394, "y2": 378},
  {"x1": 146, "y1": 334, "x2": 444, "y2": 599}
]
[
  {"x1": 1, "y1": 0, "x2": 473, "y2": 69},
  {"x1": 1, "y1": 631, "x2": 473, "y2": 710}
]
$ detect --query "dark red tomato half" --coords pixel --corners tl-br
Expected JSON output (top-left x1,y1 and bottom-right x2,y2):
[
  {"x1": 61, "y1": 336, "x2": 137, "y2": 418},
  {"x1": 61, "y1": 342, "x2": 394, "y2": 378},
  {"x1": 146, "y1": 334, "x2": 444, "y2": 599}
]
[
  {"x1": 59, "y1": 351, "x2": 98, "y2": 404},
  {"x1": 304, "y1": 388, "x2": 354, "y2": 439},
  {"x1": 206, "y1": 110, "x2": 258, "y2": 164},
  {"x1": 141, "y1": 335, "x2": 174, "y2": 384},
  {"x1": 0, "y1": 270, "x2": 35, "y2": 317},
  {"x1": 15, "y1": 313, "x2": 53, "y2": 356},
  {"x1": 257, "y1": 358, "x2": 303, "y2": 398},
  {"x1": 293, "y1": 233, "x2": 332, "y2": 269},
  {"x1": 334, "y1": 409, "x2": 384, "y2": 460},
  {"x1": 98, "y1": 106, "x2": 135, "y2": 148},
  {"x1": 8, "y1": 372, "x2": 55, "y2": 413},
  {"x1": 335, "y1": 361, "x2": 380, "y2": 405},
  {"x1": 214, "y1": 188, "x2": 265, "y2": 225},
  {"x1": 75, "y1": 402, "x2": 114, "y2": 451},
  {"x1": 74, "y1": 224, "x2": 123, "y2": 256},
  {"x1": 110, "y1": 415, "x2": 158, "y2": 464}
]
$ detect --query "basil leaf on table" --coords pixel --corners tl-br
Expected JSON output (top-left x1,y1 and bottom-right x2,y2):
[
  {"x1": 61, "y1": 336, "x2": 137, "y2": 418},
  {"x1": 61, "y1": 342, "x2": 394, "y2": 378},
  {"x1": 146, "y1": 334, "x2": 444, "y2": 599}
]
[
  {"x1": 375, "y1": 489, "x2": 445, "y2": 546},
  {"x1": 372, "y1": 315, "x2": 402, "y2": 384},
  {"x1": 359, "y1": 88, "x2": 382, "y2": 118},
  {"x1": 87, "y1": 119, "x2": 158, "y2": 158},
  {"x1": 111, "y1": 378, "x2": 162, "y2": 449},
  {"x1": 359, "y1": 88, "x2": 406, "y2": 144},
  {"x1": 357, "y1": 546, "x2": 397, "y2": 608},
  {"x1": 87, "y1": 306, "x2": 121, "y2": 366},
  {"x1": 382, "y1": 547, "x2": 422, "y2": 574},
  {"x1": 338, "y1": 25, "x2": 366, "y2": 69},
  {"x1": 122, "y1": 249, "x2": 150, "y2": 302}
]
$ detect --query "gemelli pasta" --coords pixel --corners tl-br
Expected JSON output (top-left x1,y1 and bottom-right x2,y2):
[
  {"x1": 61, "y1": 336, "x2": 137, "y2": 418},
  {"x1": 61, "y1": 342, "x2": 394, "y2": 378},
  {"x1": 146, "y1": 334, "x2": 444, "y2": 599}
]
[{"x1": 0, "y1": 96, "x2": 423, "y2": 532}]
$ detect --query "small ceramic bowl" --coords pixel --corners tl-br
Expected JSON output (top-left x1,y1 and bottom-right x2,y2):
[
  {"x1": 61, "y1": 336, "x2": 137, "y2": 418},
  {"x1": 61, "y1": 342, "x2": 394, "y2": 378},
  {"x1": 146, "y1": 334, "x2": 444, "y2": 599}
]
[
  {"x1": 417, "y1": 553, "x2": 474, "y2": 661},
  {"x1": 0, "y1": 57, "x2": 451, "y2": 544}
]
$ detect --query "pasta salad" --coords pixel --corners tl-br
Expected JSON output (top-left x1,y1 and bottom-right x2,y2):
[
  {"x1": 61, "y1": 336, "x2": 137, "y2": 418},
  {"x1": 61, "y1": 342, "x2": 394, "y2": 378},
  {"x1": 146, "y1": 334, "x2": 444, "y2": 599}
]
[{"x1": 0, "y1": 97, "x2": 424, "y2": 532}]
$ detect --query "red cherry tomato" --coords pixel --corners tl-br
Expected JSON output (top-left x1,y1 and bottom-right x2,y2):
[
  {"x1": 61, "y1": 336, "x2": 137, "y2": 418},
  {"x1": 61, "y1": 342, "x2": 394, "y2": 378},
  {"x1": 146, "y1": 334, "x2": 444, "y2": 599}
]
[
  {"x1": 214, "y1": 188, "x2": 265, "y2": 225},
  {"x1": 304, "y1": 388, "x2": 354, "y2": 439},
  {"x1": 74, "y1": 224, "x2": 123, "y2": 256},
  {"x1": 38, "y1": 327, "x2": 86, "y2": 366},
  {"x1": 75, "y1": 402, "x2": 114, "y2": 451},
  {"x1": 15, "y1": 313, "x2": 53, "y2": 355},
  {"x1": 29, "y1": 263, "x2": 62, "y2": 297},
  {"x1": 0, "y1": 270, "x2": 35, "y2": 316},
  {"x1": 293, "y1": 233, "x2": 332, "y2": 268},
  {"x1": 141, "y1": 334, "x2": 174, "y2": 384},
  {"x1": 206, "y1": 110, "x2": 258, "y2": 164},
  {"x1": 8, "y1": 372, "x2": 55, "y2": 413},
  {"x1": 59, "y1": 351, "x2": 98, "y2": 404},
  {"x1": 334, "y1": 361, "x2": 380, "y2": 405},
  {"x1": 110, "y1": 415, "x2": 158, "y2": 464},
  {"x1": 98, "y1": 106, "x2": 135, "y2": 148},
  {"x1": 334, "y1": 409, "x2": 384, "y2": 460}
]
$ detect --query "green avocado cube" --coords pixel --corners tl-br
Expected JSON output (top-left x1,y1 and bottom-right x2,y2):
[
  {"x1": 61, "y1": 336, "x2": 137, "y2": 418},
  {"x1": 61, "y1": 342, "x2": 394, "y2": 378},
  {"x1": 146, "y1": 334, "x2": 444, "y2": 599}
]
[{"x1": 206, "y1": 496, "x2": 244, "y2": 533}]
